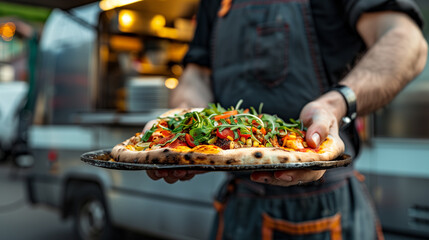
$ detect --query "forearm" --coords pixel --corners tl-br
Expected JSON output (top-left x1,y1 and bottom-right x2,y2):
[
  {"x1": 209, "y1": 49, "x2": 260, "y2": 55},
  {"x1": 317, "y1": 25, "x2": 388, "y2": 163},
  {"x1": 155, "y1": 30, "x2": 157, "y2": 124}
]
[
  {"x1": 341, "y1": 12, "x2": 427, "y2": 116},
  {"x1": 169, "y1": 63, "x2": 214, "y2": 108},
  {"x1": 302, "y1": 12, "x2": 427, "y2": 146}
]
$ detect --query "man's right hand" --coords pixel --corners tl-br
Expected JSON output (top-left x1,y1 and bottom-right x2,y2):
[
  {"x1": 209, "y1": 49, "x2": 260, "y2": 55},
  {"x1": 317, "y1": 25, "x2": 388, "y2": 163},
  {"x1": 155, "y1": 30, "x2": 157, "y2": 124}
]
[
  {"x1": 143, "y1": 119, "x2": 206, "y2": 184},
  {"x1": 146, "y1": 170, "x2": 206, "y2": 184},
  {"x1": 145, "y1": 63, "x2": 213, "y2": 184}
]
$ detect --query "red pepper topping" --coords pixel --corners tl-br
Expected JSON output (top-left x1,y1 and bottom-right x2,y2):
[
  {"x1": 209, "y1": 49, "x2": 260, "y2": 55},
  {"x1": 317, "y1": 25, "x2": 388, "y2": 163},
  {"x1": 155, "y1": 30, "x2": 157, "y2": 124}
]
[
  {"x1": 185, "y1": 134, "x2": 196, "y2": 148},
  {"x1": 238, "y1": 129, "x2": 251, "y2": 139}
]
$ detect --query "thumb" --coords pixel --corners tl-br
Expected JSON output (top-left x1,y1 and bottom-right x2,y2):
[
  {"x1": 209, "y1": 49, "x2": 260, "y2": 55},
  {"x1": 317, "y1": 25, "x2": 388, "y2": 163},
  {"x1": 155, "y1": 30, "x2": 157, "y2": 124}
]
[
  {"x1": 305, "y1": 118, "x2": 330, "y2": 149},
  {"x1": 307, "y1": 132, "x2": 321, "y2": 148}
]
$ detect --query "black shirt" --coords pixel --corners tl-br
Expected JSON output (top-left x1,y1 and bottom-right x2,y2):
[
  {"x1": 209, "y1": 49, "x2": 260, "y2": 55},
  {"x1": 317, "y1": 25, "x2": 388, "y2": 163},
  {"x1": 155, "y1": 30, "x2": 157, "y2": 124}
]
[{"x1": 184, "y1": 0, "x2": 423, "y2": 85}]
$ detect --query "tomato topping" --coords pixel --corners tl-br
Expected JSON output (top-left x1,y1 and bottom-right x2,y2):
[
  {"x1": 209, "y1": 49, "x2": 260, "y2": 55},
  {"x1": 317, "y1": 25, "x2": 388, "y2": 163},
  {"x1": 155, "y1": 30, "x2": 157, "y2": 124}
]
[
  {"x1": 167, "y1": 139, "x2": 188, "y2": 148},
  {"x1": 160, "y1": 130, "x2": 171, "y2": 137},
  {"x1": 150, "y1": 134, "x2": 174, "y2": 147},
  {"x1": 238, "y1": 129, "x2": 251, "y2": 139},
  {"x1": 216, "y1": 128, "x2": 235, "y2": 140},
  {"x1": 185, "y1": 134, "x2": 196, "y2": 148}
]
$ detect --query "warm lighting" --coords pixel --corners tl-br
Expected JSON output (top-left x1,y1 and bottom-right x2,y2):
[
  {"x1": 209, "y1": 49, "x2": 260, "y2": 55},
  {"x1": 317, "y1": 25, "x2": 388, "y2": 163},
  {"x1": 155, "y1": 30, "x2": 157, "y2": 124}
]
[
  {"x1": 99, "y1": 0, "x2": 142, "y2": 11},
  {"x1": 0, "y1": 22, "x2": 16, "y2": 41},
  {"x1": 157, "y1": 27, "x2": 178, "y2": 39},
  {"x1": 165, "y1": 78, "x2": 179, "y2": 89},
  {"x1": 150, "y1": 15, "x2": 166, "y2": 30},
  {"x1": 109, "y1": 35, "x2": 143, "y2": 51},
  {"x1": 171, "y1": 64, "x2": 183, "y2": 76},
  {"x1": 119, "y1": 10, "x2": 135, "y2": 28}
]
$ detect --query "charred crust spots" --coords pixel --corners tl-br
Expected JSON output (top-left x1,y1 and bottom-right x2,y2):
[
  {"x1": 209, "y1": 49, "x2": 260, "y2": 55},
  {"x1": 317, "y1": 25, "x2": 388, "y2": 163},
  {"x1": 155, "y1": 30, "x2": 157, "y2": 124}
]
[
  {"x1": 210, "y1": 160, "x2": 215, "y2": 164},
  {"x1": 196, "y1": 156, "x2": 206, "y2": 161},
  {"x1": 189, "y1": 159, "x2": 195, "y2": 164},
  {"x1": 145, "y1": 154, "x2": 150, "y2": 162},
  {"x1": 296, "y1": 157, "x2": 302, "y2": 162},
  {"x1": 165, "y1": 153, "x2": 176, "y2": 164},
  {"x1": 152, "y1": 158, "x2": 159, "y2": 164},
  {"x1": 226, "y1": 159, "x2": 235, "y2": 164},
  {"x1": 184, "y1": 153, "x2": 192, "y2": 161},
  {"x1": 163, "y1": 149, "x2": 170, "y2": 153},
  {"x1": 254, "y1": 151, "x2": 263, "y2": 159},
  {"x1": 279, "y1": 157, "x2": 289, "y2": 163}
]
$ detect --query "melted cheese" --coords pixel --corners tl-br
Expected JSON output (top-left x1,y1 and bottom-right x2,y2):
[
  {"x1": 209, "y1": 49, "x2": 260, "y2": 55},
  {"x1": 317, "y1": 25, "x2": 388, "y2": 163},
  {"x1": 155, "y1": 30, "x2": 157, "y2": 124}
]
[
  {"x1": 125, "y1": 145, "x2": 135, "y2": 151},
  {"x1": 190, "y1": 145, "x2": 222, "y2": 154},
  {"x1": 171, "y1": 146, "x2": 192, "y2": 152}
]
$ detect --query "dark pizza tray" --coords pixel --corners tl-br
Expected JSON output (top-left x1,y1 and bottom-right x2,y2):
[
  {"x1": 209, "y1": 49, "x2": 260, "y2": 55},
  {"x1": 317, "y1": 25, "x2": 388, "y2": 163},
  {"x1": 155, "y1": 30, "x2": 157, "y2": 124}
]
[{"x1": 80, "y1": 149, "x2": 352, "y2": 171}]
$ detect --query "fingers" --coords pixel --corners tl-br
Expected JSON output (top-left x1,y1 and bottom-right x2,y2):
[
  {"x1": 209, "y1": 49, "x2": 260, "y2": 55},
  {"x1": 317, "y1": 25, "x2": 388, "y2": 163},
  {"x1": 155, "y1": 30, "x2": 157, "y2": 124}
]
[
  {"x1": 250, "y1": 170, "x2": 325, "y2": 187},
  {"x1": 305, "y1": 115, "x2": 331, "y2": 148},
  {"x1": 146, "y1": 170, "x2": 206, "y2": 184},
  {"x1": 299, "y1": 102, "x2": 339, "y2": 149}
]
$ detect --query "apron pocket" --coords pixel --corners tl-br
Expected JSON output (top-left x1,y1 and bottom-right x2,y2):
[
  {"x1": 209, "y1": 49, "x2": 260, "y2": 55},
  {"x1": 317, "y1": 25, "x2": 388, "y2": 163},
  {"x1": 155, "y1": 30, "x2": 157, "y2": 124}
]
[
  {"x1": 261, "y1": 213, "x2": 343, "y2": 240},
  {"x1": 252, "y1": 22, "x2": 289, "y2": 88}
]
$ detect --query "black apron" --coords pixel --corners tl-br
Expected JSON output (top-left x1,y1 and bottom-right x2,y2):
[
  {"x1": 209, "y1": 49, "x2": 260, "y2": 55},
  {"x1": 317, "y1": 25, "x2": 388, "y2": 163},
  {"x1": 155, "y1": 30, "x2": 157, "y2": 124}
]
[{"x1": 209, "y1": 0, "x2": 383, "y2": 239}]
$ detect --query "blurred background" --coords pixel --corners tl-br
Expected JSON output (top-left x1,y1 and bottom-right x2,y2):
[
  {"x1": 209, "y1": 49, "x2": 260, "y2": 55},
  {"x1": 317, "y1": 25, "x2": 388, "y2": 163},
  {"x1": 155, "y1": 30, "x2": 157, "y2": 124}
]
[{"x1": 0, "y1": 0, "x2": 428, "y2": 239}]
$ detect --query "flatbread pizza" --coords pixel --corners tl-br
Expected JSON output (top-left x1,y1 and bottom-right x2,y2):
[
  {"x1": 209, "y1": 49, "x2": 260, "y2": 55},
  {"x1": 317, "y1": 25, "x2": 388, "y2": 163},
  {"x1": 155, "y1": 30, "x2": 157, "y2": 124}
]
[{"x1": 111, "y1": 102, "x2": 345, "y2": 166}]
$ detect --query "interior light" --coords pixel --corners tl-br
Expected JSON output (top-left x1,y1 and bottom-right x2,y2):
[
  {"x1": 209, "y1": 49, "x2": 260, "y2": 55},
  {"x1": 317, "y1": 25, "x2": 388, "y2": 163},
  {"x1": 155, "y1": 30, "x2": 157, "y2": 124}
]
[
  {"x1": 150, "y1": 15, "x2": 166, "y2": 30},
  {"x1": 0, "y1": 22, "x2": 16, "y2": 41},
  {"x1": 165, "y1": 78, "x2": 179, "y2": 89},
  {"x1": 171, "y1": 64, "x2": 183, "y2": 76},
  {"x1": 99, "y1": 0, "x2": 142, "y2": 11},
  {"x1": 119, "y1": 10, "x2": 135, "y2": 28}
]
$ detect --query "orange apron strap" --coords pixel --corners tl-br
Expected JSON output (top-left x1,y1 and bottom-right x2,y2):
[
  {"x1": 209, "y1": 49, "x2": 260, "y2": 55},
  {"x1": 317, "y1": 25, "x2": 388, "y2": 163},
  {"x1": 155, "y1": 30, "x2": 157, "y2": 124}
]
[
  {"x1": 218, "y1": 0, "x2": 232, "y2": 17},
  {"x1": 214, "y1": 200, "x2": 226, "y2": 240},
  {"x1": 354, "y1": 170, "x2": 366, "y2": 182},
  {"x1": 262, "y1": 213, "x2": 342, "y2": 240}
]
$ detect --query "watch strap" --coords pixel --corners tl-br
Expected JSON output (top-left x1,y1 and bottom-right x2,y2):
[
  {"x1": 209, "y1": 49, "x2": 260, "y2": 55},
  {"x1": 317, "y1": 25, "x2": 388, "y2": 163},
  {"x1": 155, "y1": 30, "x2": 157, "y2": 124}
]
[{"x1": 331, "y1": 84, "x2": 357, "y2": 126}]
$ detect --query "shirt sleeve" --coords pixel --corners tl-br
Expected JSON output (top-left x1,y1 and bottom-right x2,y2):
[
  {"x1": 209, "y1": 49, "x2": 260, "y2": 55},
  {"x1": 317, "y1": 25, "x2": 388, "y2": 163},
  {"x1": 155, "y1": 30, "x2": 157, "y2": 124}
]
[
  {"x1": 182, "y1": 0, "x2": 218, "y2": 68},
  {"x1": 342, "y1": 0, "x2": 424, "y2": 30}
]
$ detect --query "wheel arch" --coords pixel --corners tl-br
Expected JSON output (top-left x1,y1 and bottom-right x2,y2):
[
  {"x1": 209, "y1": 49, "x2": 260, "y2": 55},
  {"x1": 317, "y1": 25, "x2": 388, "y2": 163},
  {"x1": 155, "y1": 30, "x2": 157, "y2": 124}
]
[{"x1": 61, "y1": 175, "x2": 109, "y2": 219}]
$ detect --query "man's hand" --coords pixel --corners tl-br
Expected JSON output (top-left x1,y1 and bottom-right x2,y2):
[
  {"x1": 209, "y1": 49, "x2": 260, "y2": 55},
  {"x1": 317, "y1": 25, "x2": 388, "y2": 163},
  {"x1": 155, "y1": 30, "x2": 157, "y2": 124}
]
[
  {"x1": 144, "y1": 118, "x2": 208, "y2": 183},
  {"x1": 145, "y1": 64, "x2": 213, "y2": 184},
  {"x1": 250, "y1": 91, "x2": 345, "y2": 187},
  {"x1": 147, "y1": 170, "x2": 206, "y2": 184}
]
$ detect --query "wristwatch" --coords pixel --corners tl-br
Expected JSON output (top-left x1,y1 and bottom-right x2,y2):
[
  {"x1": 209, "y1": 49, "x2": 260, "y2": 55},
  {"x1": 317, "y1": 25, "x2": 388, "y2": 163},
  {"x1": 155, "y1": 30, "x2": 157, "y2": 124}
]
[{"x1": 330, "y1": 84, "x2": 357, "y2": 127}]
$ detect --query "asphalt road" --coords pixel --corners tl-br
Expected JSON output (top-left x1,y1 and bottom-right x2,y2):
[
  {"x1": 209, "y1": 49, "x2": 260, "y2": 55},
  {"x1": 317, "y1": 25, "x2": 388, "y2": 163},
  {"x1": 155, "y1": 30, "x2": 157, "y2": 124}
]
[
  {"x1": 0, "y1": 163, "x2": 163, "y2": 240},
  {"x1": 0, "y1": 164, "x2": 74, "y2": 240},
  {"x1": 0, "y1": 163, "x2": 425, "y2": 240}
]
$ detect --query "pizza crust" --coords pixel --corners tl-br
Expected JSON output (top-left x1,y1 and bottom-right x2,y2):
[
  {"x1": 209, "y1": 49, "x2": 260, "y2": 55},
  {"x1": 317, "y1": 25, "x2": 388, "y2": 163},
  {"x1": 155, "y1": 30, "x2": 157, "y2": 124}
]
[{"x1": 111, "y1": 134, "x2": 344, "y2": 165}]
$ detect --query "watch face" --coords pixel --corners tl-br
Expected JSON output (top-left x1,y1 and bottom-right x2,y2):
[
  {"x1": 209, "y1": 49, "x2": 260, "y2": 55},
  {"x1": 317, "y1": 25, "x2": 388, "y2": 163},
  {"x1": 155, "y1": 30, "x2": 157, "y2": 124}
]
[{"x1": 340, "y1": 116, "x2": 352, "y2": 130}]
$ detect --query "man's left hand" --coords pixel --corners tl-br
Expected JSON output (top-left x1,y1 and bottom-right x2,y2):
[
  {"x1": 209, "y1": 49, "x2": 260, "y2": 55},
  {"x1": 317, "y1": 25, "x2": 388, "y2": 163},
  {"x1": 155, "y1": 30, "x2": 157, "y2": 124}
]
[{"x1": 250, "y1": 91, "x2": 346, "y2": 187}]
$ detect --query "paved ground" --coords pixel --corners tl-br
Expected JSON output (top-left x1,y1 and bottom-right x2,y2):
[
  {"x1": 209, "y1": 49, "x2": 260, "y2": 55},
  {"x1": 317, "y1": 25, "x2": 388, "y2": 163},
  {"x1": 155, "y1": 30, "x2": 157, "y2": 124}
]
[
  {"x1": 0, "y1": 162, "x2": 163, "y2": 240},
  {"x1": 0, "y1": 163, "x2": 426, "y2": 240},
  {"x1": 0, "y1": 164, "x2": 74, "y2": 240}
]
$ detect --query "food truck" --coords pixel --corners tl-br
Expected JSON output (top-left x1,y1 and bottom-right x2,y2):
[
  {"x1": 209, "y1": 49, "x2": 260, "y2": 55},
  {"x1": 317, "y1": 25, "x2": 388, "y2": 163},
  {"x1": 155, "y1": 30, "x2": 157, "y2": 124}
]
[
  {"x1": 23, "y1": 0, "x2": 429, "y2": 239},
  {"x1": 26, "y1": 1, "x2": 226, "y2": 240}
]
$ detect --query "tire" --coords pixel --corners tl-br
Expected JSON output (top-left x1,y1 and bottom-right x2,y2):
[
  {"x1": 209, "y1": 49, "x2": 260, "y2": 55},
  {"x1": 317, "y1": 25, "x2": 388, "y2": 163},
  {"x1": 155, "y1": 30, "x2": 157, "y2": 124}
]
[{"x1": 72, "y1": 183, "x2": 119, "y2": 240}]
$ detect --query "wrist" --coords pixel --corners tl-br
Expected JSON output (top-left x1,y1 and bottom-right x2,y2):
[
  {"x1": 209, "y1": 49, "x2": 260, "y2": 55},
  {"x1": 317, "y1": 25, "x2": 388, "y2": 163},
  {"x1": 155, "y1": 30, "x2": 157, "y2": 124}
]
[
  {"x1": 317, "y1": 91, "x2": 348, "y2": 124},
  {"x1": 329, "y1": 84, "x2": 357, "y2": 127}
]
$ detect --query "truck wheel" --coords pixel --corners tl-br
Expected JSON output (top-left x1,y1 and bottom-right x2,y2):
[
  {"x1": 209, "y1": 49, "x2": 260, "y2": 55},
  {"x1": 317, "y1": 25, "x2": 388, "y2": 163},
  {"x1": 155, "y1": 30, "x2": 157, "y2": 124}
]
[{"x1": 72, "y1": 184, "x2": 118, "y2": 240}]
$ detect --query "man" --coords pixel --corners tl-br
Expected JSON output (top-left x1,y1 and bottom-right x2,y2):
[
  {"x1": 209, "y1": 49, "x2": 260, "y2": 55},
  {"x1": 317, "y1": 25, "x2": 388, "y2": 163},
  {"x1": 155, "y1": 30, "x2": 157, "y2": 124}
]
[{"x1": 147, "y1": 0, "x2": 427, "y2": 239}]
